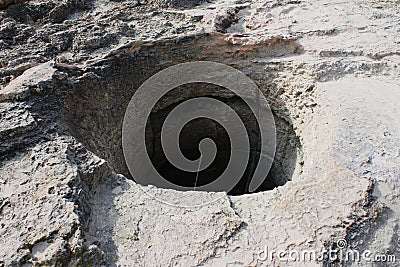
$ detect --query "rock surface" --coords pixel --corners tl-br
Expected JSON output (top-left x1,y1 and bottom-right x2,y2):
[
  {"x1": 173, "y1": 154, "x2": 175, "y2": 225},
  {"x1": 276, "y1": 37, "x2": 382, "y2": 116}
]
[{"x1": 0, "y1": 0, "x2": 399, "y2": 266}]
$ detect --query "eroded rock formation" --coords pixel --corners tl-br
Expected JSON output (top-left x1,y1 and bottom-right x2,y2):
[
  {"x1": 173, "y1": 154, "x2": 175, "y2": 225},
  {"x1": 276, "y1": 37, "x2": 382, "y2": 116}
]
[{"x1": 0, "y1": 0, "x2": 399, "y2": 266}]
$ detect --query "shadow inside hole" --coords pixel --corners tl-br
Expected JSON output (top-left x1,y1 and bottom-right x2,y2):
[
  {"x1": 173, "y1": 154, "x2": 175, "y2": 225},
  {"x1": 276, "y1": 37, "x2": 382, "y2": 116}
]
[
  {"x1": 154, "y1": 118, "x2": 231, "y2": 188},
  {"x1": 147, "y1": 85, "x2": 300, "y2": 195}
]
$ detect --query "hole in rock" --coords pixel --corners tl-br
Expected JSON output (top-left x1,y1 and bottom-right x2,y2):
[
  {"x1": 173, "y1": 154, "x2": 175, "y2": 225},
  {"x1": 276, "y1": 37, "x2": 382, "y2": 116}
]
[{"x1": 64, "y1": 79, "x2": 301, "y2": 196}]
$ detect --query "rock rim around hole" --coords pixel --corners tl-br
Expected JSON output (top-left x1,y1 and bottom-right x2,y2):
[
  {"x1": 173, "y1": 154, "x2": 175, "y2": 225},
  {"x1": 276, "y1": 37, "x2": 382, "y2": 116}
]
[{"x1": 0, "y1": 0, "x2": 399, "y2": 265}]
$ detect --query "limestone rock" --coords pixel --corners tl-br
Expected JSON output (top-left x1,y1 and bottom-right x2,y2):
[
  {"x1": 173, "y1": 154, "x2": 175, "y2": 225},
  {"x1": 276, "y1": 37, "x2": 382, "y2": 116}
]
[{"x1": 0, "y1": 0, "x2": 399, "y2": 266}]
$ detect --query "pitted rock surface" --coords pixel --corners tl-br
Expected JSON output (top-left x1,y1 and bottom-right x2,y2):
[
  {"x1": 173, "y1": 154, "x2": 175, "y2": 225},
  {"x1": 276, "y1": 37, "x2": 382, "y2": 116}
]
[{"x1": 0, "y1": 0, "x2": 399, "y2": 266}]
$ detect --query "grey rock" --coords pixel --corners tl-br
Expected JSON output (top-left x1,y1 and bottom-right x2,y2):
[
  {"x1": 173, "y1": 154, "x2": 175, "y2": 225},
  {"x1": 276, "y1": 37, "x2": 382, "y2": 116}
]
[{"x1": 0, "y1": 0, "x2": 399, "y2": 266}]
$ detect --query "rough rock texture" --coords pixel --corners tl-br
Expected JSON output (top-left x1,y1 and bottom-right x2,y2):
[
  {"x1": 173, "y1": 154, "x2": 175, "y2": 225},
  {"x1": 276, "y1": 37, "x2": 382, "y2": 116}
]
[{"x1": 0, "y1": 0, "x2": 399, "y2": 266}]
